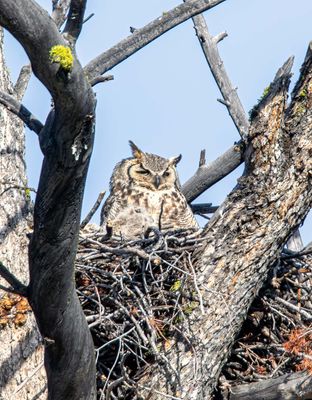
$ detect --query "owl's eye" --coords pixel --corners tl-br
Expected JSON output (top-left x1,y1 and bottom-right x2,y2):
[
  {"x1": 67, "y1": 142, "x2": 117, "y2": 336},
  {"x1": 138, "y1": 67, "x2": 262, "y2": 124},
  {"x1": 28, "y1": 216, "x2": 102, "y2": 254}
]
[
  {"x1": 137, "y1": 169, "x2": 150, "y2": 175},
  {"x1": 163, "y1": 171, "x2": 170, "y2": 177}
]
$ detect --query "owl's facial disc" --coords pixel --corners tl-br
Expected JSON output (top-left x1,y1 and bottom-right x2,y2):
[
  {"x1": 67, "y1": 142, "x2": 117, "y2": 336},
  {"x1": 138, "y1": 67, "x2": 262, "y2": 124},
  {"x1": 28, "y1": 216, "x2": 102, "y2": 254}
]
[{"x1": 129, "y1": 163, "x2": 176, "y2": 191}]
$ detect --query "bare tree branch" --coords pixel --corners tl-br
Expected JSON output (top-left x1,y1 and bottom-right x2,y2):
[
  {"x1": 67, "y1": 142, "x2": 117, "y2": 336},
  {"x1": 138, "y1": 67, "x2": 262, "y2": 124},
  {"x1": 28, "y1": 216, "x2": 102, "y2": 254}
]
[
  {"x1": 83, "y1": 12, "x2": 94, "y2": 25},
  {"x1": 84, "y1": 0, "x2": 226, "y2": 81},
  {"x1": 189, "y1": 24, "x2": 301, "y2": 264},
  {"x1": 229, "y1": 371, "x2": 312, "y2": 400},
  {"x1": 13, "y1": 64, "x2": 31, "y2": 101},
  {"x1": 0, "y1": 90, "x2": 43, "y2": 134},
  {"x1": 191, "y1": 203, "x2": 218, "y2": 214},
  {"x1": 90, "y1": 74, "x2": 114, "y2": 87},
  {"x1": 63, "y1": 0, "x2": 87, "y2": 44},
  {"x1": 0, "y1": 261, "x2": 28, "y2": 297},
  {"x1": 52, "y1": 0, "x2": 71, "y2": 29},
  {"x1": 182, "y1": 142, "x2": 243, "y2": 203},
  {"x1": 80, "y1": 191, "x2": 106, "y2": 229},
  {"x1": 186, "y1": 8, "x2": 249, "y2": 139},
  {"x1": 177, "y1": 5, "x2": 249, "y2": 202}
]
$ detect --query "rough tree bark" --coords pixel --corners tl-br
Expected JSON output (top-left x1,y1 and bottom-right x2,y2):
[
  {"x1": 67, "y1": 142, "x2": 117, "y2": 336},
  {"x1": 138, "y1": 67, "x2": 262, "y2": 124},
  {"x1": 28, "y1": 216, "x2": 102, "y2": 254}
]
[
  {"x1": 0, "y1": 0, "x2": 97, "y2": 398},
  {"x1": 0, "y1": 1, "x2": 311, "y2": 399},
  {"x1": 0, "y1": 2, "x2": 231, "y2": 398},
  {"x1": 137, "y1": 50, "x2": 312, "y2": 398},
  {"x1": 229, "y1": 371, "x2": 312, "y2": 400},
  {"x1": 0, "y1": 28, "x2": 46, "y2": 399}
]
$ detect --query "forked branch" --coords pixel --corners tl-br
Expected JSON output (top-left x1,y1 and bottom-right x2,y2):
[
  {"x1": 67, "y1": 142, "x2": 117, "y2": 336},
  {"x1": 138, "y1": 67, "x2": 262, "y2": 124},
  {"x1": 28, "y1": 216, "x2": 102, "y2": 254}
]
[
  {"x1": 187, "y1": 6, "x2": 250, "y2": 139},
  {"x1": 182, "y1": 142, "x2": 243, "y2": 202},
  {"x1": 84, "y1": 0, "x2": 226, "y2": 81},
  {"x1": 181, "y1": 4, "x2": 250, "y2": 203}
]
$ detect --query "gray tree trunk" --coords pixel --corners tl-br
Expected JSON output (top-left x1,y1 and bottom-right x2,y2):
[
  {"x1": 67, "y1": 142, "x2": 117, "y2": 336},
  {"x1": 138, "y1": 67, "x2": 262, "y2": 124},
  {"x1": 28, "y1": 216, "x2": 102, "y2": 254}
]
[
  {"x1": 137, "y1": 52, "x2": 312, "y2": 399},
  {"x1": 0, "y1": 28, "x2": 46, "y2": 399}
]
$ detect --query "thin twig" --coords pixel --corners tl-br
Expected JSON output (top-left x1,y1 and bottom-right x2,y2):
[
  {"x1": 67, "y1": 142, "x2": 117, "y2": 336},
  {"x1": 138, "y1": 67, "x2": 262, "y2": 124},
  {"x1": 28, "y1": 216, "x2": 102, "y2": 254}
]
[
  {"x1": 90, "y1": 75, "x2": 114, "y2": 87},
  {"x1": 80, "y1": 191, "x2": 106, "y2": 229},
  {"x1": 275, "y1": 296, "x2": 312, "y2": 321},
  {"x1": 184, "y1": 0, "x2": 249, "y2": 139},
  {"x1": 13, "y1": 361, "x2": 45, "y2": 395},
  {"x1": 83, "y1": 12, "x2": 94, "y2": 24},
  {"x1": 187, "y1": 253, "x2": 204, "y2": 315}
]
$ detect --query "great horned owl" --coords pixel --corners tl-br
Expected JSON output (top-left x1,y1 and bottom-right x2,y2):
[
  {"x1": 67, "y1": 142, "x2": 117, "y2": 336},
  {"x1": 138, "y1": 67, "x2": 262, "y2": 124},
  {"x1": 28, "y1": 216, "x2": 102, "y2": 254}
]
[{"x1": 100, "y1": 141, "x2": 199, "y2": 239}]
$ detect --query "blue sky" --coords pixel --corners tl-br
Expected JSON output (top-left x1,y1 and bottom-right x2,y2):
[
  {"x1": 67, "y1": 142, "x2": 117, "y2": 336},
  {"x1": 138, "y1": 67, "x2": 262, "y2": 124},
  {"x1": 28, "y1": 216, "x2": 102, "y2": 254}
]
[{"x1": 4, "y1": 0, "x2": 312, "y2": 243}]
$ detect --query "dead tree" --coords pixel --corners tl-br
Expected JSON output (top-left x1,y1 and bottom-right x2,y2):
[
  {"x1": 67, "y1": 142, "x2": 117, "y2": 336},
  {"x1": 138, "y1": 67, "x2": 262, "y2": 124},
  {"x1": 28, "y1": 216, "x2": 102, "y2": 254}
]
[
  {"x1": 0, "y1": 28, "x2": 46, "y2": 399},
  {"x1": 0, "y1": 0, "x2": 311, "y2": 399}
]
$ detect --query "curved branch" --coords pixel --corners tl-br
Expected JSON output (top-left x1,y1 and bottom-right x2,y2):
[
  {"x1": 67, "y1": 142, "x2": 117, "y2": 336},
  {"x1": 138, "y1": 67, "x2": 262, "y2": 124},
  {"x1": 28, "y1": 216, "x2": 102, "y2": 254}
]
[
  {"x1": 84, "y1": 0, "x2": 226, "y2": 80},
  {"x1": 0, "y1": 90, "x2": 43, "y2": 134},
  {"x1": 0, "y1": 1, "x2": 97, "y2": 399},
  {"x1": 0, "y1": 0, "x2": 91, "y2": 117}
]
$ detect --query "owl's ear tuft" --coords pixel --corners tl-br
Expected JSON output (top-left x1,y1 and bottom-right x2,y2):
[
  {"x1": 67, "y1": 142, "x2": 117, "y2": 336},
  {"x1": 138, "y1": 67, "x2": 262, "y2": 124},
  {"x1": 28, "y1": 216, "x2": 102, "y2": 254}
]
[
  {"x1": 129, "y1": 140, "x2": 145, "y2": 160},
  {"x1": 168, "y1": 154, "x2": 182, "y2": 166}
]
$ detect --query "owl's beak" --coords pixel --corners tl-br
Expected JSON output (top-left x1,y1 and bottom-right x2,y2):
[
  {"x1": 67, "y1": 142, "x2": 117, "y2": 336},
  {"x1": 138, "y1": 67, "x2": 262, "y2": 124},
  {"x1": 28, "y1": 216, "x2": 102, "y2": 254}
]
[{"x1": 154, "y1": 175, "x2": 161, "y2": 189}]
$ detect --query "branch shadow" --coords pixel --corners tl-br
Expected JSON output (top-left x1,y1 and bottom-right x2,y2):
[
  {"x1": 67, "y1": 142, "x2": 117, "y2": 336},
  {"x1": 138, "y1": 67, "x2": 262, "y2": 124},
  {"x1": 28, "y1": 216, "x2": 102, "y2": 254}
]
[{"x1": 0, "y1": 325, "x2": 45, "y2": 397}]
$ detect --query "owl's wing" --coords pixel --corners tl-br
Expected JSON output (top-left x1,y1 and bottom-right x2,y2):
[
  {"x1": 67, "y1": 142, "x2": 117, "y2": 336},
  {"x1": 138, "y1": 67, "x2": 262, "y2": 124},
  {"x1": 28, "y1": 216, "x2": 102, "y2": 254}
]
[
  {"x1": 100, "y1": 159, "x2": 131, "y2": 226},
  {"x1": 100, "y1": 192, "x2": 125, "y2": 227}
]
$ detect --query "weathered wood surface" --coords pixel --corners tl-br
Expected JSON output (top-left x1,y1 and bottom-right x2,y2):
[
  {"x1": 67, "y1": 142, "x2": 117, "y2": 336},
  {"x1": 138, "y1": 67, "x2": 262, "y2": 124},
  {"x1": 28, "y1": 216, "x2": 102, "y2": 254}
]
[
  {"x1": 0, "y1": 28, "x2": 46, "y2": 400},
  {"x1": 0, "y1": 0, "x2": 97, "y2": 398},
  {"x1": 229, "y1": 371, "x2": 312, "y2": 400},
  {"x1": 137, "y1": 48, "x2": 312, "y2": 398},
  {"x1": 182, "y1": 142, "x2": 243, "y2": 202}
]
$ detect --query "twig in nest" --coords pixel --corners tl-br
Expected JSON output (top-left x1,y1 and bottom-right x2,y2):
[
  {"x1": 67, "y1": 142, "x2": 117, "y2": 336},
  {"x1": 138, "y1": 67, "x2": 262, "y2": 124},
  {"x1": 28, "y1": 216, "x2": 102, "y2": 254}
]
[
  {"x1": 75, "y1": 229, "x2": 204, "y2": 398},
  {"x1": 80, "y1": 191, "x2": 106, "y2": 229}
]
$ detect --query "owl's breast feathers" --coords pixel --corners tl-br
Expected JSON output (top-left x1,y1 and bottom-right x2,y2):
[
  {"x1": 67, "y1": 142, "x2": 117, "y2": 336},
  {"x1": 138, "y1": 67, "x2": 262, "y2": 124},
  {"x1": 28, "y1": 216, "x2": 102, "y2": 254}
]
[{"x1": 101, "y1": 184, "x2": 198, "y2": 236}]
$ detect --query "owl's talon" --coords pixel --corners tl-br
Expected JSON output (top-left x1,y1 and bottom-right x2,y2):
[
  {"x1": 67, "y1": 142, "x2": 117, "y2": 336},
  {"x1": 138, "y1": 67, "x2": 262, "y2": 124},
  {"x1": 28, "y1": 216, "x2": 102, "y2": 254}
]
[
  {"x1": 144, "y1": 226, "x2": 162, "y2": 240},
  {"x1": 101, "y1": 225, "x2": 113, "y2": 242}
]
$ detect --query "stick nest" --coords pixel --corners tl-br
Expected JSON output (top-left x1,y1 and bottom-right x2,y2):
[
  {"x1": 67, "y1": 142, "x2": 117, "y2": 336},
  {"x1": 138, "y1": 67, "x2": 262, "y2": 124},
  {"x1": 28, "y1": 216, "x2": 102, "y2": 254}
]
[
  {"x1": 76, "y1": 226, "x2": 204, "y2": 399},
  {"x1": 76, "y1": 226, "x2": 312, "y2": 399},
  {"x1": 218, "y1": 248, "x2": 312, "y2": 398}
]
